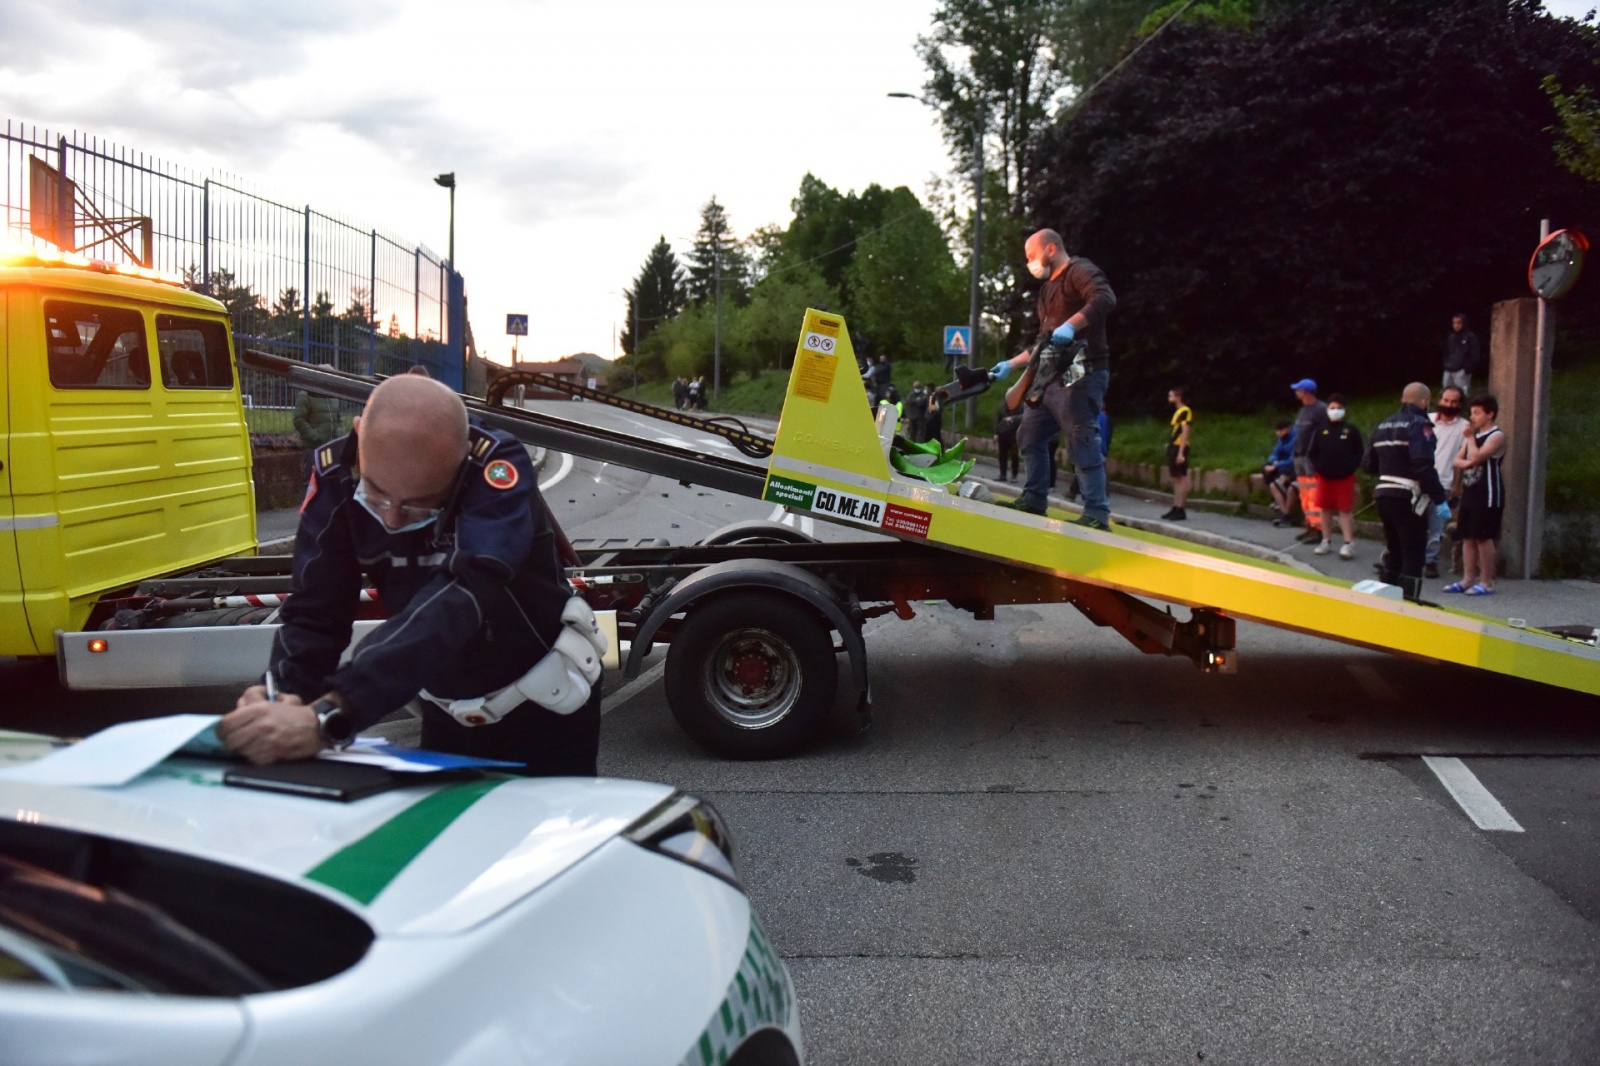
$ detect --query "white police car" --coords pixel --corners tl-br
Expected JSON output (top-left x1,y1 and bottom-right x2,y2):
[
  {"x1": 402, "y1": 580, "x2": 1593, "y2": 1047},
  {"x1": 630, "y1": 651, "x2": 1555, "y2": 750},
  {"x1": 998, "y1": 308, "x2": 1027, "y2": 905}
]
[{"x1": 0, "y1": 738, "x2": 802, "y2": 1066}]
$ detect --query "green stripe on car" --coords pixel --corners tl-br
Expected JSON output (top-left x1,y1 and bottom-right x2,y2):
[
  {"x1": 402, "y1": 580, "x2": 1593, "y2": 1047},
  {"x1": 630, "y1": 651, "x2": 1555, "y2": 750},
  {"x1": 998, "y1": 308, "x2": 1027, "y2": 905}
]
[{"x1": 306, "y1": 776, "x2": 508, "y2": 904}]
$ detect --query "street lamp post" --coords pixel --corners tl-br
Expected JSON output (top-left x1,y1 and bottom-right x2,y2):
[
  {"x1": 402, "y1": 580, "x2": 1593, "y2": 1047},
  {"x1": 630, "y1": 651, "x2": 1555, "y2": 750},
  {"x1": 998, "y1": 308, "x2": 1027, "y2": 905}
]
[{"x1": 433, "y1": 172, "x2": 456, "y2": 267}]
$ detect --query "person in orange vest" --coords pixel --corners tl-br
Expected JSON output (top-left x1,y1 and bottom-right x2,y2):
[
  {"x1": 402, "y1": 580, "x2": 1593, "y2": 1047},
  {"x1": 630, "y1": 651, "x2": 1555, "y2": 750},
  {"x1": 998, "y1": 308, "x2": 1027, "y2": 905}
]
[{"x1": 1289, "y1": 378, "x2": 1329, "y2": 544}]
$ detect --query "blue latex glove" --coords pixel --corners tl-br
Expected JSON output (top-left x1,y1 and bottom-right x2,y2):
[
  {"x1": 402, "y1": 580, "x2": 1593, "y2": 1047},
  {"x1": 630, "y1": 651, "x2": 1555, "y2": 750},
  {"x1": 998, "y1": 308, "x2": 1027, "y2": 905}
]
[
  {"x1": 989, "y1": 360, "x2": 1013, "y2": 381},
  {"x1": 1434, "y1": 502, "x2": 1451, "y2": 520},
  {"x1": 1051, "y1": 321, "x2": 1076, "y2": 345}
]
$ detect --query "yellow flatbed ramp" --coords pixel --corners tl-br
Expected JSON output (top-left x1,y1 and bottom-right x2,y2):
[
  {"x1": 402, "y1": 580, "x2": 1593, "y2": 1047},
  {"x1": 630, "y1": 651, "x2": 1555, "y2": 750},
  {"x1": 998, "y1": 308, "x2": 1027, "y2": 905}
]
[{"x1": 761, "y1": 310, "x2": 1600, "y2": 698}]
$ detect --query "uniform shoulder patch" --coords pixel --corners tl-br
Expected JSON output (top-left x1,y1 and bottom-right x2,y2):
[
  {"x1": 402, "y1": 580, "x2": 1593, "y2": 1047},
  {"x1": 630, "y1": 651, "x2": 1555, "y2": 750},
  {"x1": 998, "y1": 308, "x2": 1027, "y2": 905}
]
[
  {"x1": 469, "y1": 427, "x2": 497, "y2": 463},
  {"x1": 314, "y1": 434, "x2": 350, "y2": 476},
  {"x1": 484, "y1": 457, "x2": 520, "y2": 491}
]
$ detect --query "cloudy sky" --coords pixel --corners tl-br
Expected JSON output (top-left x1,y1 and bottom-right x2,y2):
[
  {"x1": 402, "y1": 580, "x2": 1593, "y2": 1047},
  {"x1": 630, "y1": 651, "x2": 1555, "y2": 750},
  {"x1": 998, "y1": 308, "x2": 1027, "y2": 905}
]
[
  {"x1": 0, "y1": 0, "x2": 953, "y2": 363},
  {"x1": 2, "y1": 1, "x2": 1593, "y2": 363}
]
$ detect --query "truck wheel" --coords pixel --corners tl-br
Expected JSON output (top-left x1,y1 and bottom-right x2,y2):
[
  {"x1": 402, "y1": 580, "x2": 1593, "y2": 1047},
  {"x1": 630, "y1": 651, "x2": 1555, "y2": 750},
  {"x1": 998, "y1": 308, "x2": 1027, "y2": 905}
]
[
  {"x1": 697, "y1": 520, "x2": 816, "y2": 547},
  {"x1": 664, "y1": 593, "x2": 837, "y2": 759}
]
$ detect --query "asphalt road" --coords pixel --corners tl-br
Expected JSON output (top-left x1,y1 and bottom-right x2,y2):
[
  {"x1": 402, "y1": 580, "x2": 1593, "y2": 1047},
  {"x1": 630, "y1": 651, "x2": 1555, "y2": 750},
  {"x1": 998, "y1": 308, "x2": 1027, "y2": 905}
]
[
  {"x1": 534, "y1": 400, "x2": 1600, "y2": 1064},
  {"x1": 6, "y1": 396, "x2": 1598, "y2": 1063}
]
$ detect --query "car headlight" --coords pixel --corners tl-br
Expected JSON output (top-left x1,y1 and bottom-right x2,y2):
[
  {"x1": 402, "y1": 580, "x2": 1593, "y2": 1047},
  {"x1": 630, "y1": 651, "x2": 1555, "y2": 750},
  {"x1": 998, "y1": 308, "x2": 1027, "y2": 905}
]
[{"x1": 623, "y1": 793, "x2": 740, "y2": 891}]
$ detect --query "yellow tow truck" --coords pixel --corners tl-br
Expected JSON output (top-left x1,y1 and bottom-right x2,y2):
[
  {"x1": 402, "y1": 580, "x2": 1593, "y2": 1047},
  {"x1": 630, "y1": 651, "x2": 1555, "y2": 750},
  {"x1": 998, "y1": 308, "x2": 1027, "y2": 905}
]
[{"x1": 1, "y1": 245, "x2": 256, "y2": 659}]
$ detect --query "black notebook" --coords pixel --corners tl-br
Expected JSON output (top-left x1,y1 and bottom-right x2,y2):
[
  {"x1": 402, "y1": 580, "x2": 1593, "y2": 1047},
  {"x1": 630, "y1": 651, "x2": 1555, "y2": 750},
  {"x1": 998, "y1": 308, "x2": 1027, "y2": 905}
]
[{"x1": 223, "y1": 760, "x2": 474, "y2": 802}]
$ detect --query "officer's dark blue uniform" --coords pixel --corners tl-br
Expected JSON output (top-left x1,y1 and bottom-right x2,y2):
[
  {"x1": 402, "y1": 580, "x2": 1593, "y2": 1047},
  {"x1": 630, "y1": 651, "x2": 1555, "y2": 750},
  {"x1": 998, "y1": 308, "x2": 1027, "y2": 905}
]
[
  {"x1": 270, "y1": 421, "x2": 599, "y2": 775},
  {"x1": 1363, "y1": 401, "x2": 1446, "y2": 602}
]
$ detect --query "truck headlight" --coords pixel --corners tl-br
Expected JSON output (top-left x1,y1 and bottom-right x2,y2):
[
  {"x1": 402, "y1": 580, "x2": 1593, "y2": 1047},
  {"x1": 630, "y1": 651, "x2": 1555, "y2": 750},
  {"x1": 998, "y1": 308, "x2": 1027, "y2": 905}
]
[{"x1": 623, "y1": 793, "x2": 740, "y2": 891}]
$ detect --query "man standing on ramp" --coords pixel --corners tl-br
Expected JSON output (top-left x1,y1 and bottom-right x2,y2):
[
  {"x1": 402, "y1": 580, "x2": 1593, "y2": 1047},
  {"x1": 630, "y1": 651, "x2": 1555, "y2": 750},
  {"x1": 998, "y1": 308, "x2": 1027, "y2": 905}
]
[{"x1": 989, "y1": 229, "x2": 1117, "y2": 530}]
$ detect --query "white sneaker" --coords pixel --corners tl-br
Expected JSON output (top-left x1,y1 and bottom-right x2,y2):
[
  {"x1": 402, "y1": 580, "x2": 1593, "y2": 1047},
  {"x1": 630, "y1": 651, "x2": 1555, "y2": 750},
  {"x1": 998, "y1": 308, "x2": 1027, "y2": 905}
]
[
  {"x1": 1313, "y1": 540, "x2": 1331, "y2": 555},
  {"x1": 1339, "y1": 542, "x2": 1354, "y2": 560}
]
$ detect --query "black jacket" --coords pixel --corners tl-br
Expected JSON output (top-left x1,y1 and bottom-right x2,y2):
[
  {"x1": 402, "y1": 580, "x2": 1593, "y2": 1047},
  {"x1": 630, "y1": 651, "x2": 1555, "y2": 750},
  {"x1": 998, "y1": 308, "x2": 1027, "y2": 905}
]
[
  {"x1": 271, "y1": 422, "x2": 570, "y2": 731},
  {"x1": 1308, "y1": 421, "x2": 1364, "y2": 480},
  {"x1": 1363, "y1": 403, "x2": 1446, "y2": 504},
  {"x1": 1036, "y1": 257, "x2": 1116, "y2": 370},
  {"x1": 1444, "y1": 329, "x2": 1480, "y2": 374}
]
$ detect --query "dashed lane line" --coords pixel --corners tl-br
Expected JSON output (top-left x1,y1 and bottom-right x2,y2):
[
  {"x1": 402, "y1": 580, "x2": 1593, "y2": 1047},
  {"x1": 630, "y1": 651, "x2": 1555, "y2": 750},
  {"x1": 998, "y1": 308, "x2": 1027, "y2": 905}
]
[{"x1": 1423, "y1": 755, "x2": 1525, "y2": 832}]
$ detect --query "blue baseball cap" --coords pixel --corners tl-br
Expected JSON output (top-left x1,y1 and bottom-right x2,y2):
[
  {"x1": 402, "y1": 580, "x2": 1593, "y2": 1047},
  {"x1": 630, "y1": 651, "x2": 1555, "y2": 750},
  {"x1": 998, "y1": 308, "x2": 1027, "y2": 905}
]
[{"x1": 1290, "y1": 378, "x2": 1317, "y2": 393}]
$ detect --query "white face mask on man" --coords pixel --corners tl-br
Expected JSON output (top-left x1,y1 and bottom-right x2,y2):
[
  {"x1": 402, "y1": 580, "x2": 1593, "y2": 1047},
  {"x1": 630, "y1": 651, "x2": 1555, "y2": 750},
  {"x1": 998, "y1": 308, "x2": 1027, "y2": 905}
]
[
  {"x1": 1328, "y1": 407, "x2": 1346, "y2": 423},
  {"x1": 1026, "y1": 257, "x2": 1050, "y2": 280}
]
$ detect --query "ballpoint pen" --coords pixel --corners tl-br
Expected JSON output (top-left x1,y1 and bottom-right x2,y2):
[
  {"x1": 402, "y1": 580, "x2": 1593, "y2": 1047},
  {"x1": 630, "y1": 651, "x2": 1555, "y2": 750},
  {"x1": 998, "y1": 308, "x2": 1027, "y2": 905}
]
[{"x1": 264, "y1": 670, "x2": 279, "y2": 702}]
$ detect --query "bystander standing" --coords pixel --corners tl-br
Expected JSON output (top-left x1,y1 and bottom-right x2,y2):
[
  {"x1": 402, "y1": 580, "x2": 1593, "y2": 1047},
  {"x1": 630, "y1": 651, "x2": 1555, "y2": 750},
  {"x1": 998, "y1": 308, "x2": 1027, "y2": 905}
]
[
  {"x1": 1307, "y1": 393, "x2": 1363, "y2": 560},
  {"x1": 1161, "y1": 387, "x2": 1192, "y2": 521},
  {"x1": 995, "y1": 400, "x2": 1023, "y2": 483},
  {"x1": 1290, "y1": 378, "x2": 1330, "y2": 544},
  {"x1": 1425, "y1": 385, "x2": 1469, "y2": 578},
  {"x1": 1443, "y1": 314, "x2": 1481, "y2": 396},
  {"x1": 906, "y1": 381, "x2": 930, "y2": 443},
  {"x1": 292, "y1": 389, "x2": 341, "y2": 486},
  {"x1": 1444, "y1": 393, "x2": 1506, "y2": 596}
]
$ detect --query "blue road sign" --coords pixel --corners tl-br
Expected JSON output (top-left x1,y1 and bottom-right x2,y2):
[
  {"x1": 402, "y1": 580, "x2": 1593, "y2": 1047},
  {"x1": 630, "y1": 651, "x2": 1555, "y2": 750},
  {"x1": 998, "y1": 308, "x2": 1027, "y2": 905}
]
[
  {"x1": 506, "y1": 313, "x2": 529, "y2": 336},
  {"x1": 944, "y1": 326, "x2": 971, "y2": 356}
]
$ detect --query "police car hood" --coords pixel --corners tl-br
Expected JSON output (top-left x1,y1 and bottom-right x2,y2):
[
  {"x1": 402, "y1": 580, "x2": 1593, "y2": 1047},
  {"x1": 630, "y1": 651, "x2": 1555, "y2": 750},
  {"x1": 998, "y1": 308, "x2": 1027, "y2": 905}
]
[{"x1": 0, "y1": 746, "x2": 674, "y2": 937}]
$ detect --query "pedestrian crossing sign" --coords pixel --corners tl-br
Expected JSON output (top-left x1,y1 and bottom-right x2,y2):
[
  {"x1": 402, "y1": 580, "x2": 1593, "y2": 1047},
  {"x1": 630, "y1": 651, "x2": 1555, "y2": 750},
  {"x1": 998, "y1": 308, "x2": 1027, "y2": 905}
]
[
  {"x1": 506, "y1": 314, "x2": 529, "y2": 336},
  {"x1": 944, "y1": 326, "x2": 971, "y2": 356}
]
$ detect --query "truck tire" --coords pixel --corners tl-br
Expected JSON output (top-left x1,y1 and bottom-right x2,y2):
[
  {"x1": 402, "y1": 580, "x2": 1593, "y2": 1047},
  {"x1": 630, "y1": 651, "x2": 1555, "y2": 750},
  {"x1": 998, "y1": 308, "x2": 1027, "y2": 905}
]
[
  {"x1": 664, "y1": 592, "x2": 837, "y2": 759},
  {"x1": 697, "y1": 520, "x2": 817, "y2": 547}
]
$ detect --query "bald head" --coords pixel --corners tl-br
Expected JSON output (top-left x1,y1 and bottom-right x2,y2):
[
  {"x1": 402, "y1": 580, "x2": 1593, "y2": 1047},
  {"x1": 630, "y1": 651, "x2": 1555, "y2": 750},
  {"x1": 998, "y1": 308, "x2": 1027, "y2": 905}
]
[
  {"x1": 1024, "y1": 229, "x2": 1069, "y2": 280},
  {"x1": 1402, "y1": 381, "x2": 1431, "y2": 408},
  {"x1": 355, "y1": 376, "x2": 470, "y2": 525}
]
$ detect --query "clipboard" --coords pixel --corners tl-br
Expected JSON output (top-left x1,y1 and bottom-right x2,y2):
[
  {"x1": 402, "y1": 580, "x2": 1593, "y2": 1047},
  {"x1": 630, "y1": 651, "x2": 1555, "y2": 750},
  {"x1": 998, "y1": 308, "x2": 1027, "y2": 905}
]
[{"x1": 223, "y1": 760, "x2": 476, "y2": 802}]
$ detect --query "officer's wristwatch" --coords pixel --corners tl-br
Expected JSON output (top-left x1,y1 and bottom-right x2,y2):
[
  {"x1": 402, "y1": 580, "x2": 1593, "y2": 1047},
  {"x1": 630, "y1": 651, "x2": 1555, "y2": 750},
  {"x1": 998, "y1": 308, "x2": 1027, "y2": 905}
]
[{"x1": 313, "y1": 698, "x2": 355, "y2": 750}]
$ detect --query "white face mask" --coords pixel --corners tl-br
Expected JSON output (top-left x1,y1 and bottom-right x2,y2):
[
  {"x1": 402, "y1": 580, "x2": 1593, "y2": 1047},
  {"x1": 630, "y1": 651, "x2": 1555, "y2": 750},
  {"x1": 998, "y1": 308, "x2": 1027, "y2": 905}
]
[
  {"x1": 1328, "y1": 408, "x2": 1346, "y2": 423},
  {"x1": 1026, "y1": 257, "x2": 1050, "y2": 280}
]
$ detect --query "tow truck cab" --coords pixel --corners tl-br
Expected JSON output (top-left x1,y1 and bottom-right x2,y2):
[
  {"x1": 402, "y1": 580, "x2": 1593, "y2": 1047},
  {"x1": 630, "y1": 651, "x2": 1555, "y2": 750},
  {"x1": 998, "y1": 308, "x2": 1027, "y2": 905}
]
[{"x1": 0, "y1": 250, "x2": 256, "y2": 656}]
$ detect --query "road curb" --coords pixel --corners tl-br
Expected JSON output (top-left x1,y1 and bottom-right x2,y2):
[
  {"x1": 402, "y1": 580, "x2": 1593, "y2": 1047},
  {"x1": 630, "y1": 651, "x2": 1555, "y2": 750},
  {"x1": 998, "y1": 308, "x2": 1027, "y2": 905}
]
[{"x1": 967, "y1": 474, "x2": 1315, "y2": 573}]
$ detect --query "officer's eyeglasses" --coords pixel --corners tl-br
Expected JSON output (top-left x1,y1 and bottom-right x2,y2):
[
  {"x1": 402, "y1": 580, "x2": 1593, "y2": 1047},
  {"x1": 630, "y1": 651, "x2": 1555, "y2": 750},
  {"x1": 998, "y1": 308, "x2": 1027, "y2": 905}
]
[{"x1": 353, "y1": 481, "x2": 446, "y2": 525}]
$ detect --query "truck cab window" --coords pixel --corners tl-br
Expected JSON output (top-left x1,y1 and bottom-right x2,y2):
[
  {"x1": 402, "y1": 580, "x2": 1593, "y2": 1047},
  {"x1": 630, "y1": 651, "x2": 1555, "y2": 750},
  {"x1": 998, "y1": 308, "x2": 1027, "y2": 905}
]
[
  {"x1": 45, "y1": 303, "x2": 151, "y2": 389},
  {"x1": 155, "y1": 315, "x2": 233, "y2": 389}
]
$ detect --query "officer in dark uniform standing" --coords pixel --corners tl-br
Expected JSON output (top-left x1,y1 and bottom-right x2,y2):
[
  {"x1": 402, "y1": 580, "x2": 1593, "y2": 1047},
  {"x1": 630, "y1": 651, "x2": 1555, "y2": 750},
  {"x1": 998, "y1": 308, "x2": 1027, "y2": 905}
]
[
  {"x1": 218, "y1": 374, "x2": 601, "y2": 774},
  {"x1": 1363, "y1": 381, "x2": 1449, "y2": 602}
]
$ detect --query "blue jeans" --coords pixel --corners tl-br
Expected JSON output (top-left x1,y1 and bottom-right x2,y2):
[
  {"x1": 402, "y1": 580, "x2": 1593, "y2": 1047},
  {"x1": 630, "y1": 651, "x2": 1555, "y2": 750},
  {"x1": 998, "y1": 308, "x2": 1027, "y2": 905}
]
[
  {"x1": 1426, "y1": 497, "x2": 1451, "y2": 564},
  {"x1": 1018, "y1": 368, "x2": 1110, "y2": 521}
]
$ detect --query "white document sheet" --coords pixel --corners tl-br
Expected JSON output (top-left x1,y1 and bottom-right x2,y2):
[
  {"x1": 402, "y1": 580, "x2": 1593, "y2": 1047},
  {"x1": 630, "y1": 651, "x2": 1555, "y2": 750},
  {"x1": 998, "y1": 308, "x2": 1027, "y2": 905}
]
[{"x1": 0, "y1": 714, "x2": 220, "y2": 787}]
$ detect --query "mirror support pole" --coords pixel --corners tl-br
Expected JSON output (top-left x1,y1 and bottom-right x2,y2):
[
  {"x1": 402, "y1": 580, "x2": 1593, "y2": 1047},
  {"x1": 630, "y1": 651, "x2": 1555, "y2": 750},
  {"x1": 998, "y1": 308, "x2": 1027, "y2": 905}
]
[{"x1": 1524, "y1": 219, "x2": 1550, "y2": 581}]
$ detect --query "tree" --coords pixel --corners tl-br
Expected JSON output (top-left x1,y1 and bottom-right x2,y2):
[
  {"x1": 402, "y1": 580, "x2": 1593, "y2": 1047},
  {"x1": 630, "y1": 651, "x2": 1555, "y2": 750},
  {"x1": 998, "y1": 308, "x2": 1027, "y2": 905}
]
[
  {"x1": 1027, "y1": 0, "x2": 1600, "y2": 411},
  {"x1": 621, "y1": 236, "x2": 686, "y2": 355},
  {"x1": 685, "y1": 197, "x2": 750, "y2": 307},
  {"x1": 640, "y1": 304, "x2": 724, "y2": 381},
  {"x1": 845, "y1": 189, "x2": 968, "y2": 362},
  {"x1": 732, "y1": 263, "x2": 841, "y2": 372},
  {"x1": 918, "y1": 0, "x2": 1073, "y2": 218}
]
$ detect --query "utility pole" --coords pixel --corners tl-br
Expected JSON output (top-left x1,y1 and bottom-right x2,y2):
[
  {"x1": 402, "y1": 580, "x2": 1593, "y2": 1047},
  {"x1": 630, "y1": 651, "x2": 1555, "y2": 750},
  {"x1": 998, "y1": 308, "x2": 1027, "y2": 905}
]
[
  {"x1": 713, "y1": 244, "x2": 722, "y2": 401},
  {"x1": 967, "y1": 101, "x2": 984, "y2": 431}
]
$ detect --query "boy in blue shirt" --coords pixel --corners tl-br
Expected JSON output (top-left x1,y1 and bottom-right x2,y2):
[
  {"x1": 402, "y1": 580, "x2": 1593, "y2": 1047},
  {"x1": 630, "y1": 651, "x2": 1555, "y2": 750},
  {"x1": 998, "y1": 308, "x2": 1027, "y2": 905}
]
[{"x1": 1263, "y1": 419, "x2": 1297, "y2": 527}]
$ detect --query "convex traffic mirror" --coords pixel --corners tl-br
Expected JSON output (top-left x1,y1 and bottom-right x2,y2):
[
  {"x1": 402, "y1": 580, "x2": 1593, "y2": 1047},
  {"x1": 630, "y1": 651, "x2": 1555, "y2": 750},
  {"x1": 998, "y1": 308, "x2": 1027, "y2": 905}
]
[{"x1": 1528, "y1": 228, "x2": 1588, "y2": 300}]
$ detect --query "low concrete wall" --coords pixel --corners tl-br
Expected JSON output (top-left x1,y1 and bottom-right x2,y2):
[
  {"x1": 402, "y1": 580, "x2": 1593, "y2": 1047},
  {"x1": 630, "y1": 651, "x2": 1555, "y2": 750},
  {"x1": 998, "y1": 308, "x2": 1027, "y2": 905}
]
[{"x1": 253, "y1": 445, "x2": 306, "y2": 511}]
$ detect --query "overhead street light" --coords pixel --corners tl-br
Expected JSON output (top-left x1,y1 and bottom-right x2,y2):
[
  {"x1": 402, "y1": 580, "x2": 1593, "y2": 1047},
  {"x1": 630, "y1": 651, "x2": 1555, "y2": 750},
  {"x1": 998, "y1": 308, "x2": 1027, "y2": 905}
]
[{"x1": 433, "y1": 172, "x2": 456, "y2": 268}]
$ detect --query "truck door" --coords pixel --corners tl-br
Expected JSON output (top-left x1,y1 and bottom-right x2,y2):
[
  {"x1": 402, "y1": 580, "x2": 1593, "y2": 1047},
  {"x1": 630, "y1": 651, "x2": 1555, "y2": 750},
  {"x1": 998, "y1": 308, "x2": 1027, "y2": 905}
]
[{"x1": 0, "y1": 288, "x2": 27, "y2": 654}]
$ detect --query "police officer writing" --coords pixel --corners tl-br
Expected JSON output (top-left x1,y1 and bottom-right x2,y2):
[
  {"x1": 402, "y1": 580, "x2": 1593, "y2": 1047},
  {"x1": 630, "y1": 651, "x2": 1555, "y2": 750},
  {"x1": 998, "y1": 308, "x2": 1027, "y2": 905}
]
[
  {"x1": 1362, "y1": 382, "x2": 1449, "y2": 603},
  {"x1": 989, "y1": 228, "x2": 1116, "y2": 530},
  {"x1": 218, "y1": 374, "x2": 605, "y2": 774}
]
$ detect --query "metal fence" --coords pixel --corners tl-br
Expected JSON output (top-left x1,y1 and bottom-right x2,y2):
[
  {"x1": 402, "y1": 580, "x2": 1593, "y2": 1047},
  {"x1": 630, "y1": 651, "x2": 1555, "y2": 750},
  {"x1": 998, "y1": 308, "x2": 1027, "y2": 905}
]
[{"x1": 2, "y1": 120, "x2": 465, "y2": 432}]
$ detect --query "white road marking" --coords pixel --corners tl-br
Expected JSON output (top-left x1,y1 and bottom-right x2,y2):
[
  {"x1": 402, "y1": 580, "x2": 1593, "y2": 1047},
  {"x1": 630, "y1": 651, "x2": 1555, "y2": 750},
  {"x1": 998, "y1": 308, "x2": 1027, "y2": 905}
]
[
  {"x1": 1422, "y1": 756, "x2": 1525, "y2": 832},
  {"x1": 767, "y1": 504, "x2": 786, "y2": 523},
  {"x1": 603, "y1": 660, "x2": 665, "y2": 716},
  {"x1": 1347, "y1": 663, "x2": 1400, "y2": 704},
  {"x1": 801, "y1": 516, "x2": 815, "y2": 537},
  {"x1": 538, "y1": 450, "x2": 575, "y2": 491},
  {"x1": 780, "y1": 511, "x2": 797, "y2": 527}
]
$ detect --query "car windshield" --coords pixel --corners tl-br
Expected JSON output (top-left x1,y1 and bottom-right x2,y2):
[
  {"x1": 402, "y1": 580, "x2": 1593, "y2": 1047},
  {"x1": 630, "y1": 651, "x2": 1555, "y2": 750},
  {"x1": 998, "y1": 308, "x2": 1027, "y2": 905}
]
[{"x1": 0, "y1": 852, "x2": 271, "y2": 995}]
